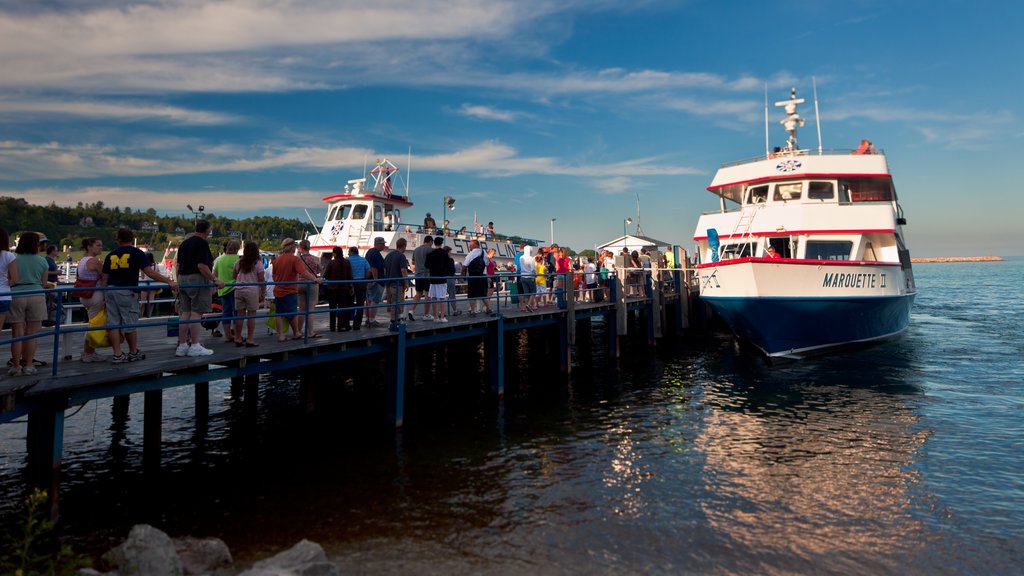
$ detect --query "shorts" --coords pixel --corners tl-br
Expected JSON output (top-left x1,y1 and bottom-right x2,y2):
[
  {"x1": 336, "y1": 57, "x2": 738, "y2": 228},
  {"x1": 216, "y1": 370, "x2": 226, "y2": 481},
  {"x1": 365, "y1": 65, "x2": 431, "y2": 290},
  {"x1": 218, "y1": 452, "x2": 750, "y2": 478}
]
[
  {"x1": 9, "y1": 294, "x2": 45, "y2": 323},
  {"x1": 521, "y1": 279, "x2": 537, "y2": 295},
  {"x1": 385, "y1": 282, "x2": 406, "y2": 305},
  {"x1": 81, "y1": 290, "x2": 105, "y2": 319},
  {"x1": 414, "y1": 278, "x2": 430, "y2": 293},
  {"x1": 219, "y1": 290, "x2": 236, "y2": 322},
  {"x1": 276, "y1": 293, "x2": 298, "y2": 316},
  {"x1": 178, "y1": 273, "x2": 213, "y2": 314},
  {"x1": 467, "y1": 276, "x2": 488, "y2": 298},
  {"x1": 538, "y1": 285, "x2": 549, "y2": 295},
  {"x1": 0, "y1": 300, "x2": 10, "y2": 314},
  {"x1": 235, "y1": 289, "x2": 260, "y2": 313},
  {"x1": 299, "y1": 283, "x2": 319, "y2": 311},
  {"x1": 366, "y1": 283, "x2": 384, "y2": 304},
  {"x1": 104, "y1": 290, "x2": 139, "y2": 333},
  {"x1": 428, "y1": 283, "x2": 448, "y2": 299}
]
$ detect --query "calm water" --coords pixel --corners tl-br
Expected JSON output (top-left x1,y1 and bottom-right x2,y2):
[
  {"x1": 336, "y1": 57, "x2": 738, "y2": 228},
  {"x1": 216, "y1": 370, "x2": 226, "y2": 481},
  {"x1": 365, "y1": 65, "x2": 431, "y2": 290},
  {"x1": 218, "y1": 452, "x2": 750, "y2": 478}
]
[{"x1": 1, "y1": 259, "x2": 1022, "y2": 574}]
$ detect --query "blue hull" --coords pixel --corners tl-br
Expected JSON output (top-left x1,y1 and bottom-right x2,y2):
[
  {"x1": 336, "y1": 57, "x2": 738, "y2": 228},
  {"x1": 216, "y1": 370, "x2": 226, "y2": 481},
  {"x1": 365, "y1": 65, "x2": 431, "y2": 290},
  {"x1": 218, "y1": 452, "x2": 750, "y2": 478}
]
[{"x1": 703, "y1": 293, "x2": 916, "y2": 358}]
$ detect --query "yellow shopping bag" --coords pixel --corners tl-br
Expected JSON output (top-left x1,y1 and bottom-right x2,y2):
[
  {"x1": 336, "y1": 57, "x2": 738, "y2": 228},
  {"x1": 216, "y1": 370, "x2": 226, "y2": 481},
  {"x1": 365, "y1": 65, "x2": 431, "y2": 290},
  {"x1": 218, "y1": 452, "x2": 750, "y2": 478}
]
[
  {"x1": 86, "y1": 308, "x2": 111, "y2": 349},
  {"x1": 264, "y1": 302, "x2": 277, "y2": 332}
]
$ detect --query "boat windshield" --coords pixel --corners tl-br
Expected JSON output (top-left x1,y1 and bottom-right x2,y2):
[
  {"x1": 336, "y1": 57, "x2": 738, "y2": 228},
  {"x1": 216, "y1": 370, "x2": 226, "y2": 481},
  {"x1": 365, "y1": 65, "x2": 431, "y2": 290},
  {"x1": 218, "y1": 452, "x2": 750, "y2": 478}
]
[
  {"x1": 328, "y1": 204, "x2": 352, "y2": 221},
  {"x1": 806, "y1": 240, "x2": 853, "y2": 260},
  {"x1": 843, "y1": 177, "x2": 894, "y2": 202}
]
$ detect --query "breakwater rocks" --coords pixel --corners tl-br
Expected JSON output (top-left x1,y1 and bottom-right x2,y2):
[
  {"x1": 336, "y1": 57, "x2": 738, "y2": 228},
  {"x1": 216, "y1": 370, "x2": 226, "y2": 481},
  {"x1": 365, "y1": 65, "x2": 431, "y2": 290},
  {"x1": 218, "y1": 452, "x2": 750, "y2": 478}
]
[
  {"x1": 911, "y1": 256, "x2": 1004, "y2": 263},
  {"x1": 79, "y1": 524, "x2": 339, "y2": 576}
]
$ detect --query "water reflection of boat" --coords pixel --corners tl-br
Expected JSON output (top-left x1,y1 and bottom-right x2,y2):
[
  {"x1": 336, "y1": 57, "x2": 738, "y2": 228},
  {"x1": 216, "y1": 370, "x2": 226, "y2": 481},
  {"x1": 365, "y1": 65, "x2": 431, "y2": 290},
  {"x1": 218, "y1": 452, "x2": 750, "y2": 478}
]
[
  {"x1": 305, "y1": 158, "x2": 523, "y2": 264},
  {"x1": 692, "y1": 89, "x2": 917, "y2": 359}
]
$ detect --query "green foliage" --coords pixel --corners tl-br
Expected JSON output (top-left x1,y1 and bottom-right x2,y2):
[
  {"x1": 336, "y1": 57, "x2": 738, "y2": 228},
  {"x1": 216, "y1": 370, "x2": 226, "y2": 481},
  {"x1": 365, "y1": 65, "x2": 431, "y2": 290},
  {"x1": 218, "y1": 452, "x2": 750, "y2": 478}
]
[
  {"x1": 0, "y1": 489, "x2": 91, "y2": 576},
  {"x1": 0, "y1": 197, "x2": 307, "y2": 252}
]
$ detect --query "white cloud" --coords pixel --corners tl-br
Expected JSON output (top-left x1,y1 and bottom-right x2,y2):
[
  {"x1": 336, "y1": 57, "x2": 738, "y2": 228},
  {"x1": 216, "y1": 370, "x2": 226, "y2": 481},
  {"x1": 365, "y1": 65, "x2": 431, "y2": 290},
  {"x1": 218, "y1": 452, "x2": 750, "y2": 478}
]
[
  {"x1": 0, "y1": 99, "x2": 239, "y2": 124},
  {"x1": 7, "y1": 186, "x2": 324, "y2": 213},
  {"x1": 457, "y1": 104, "x2": 523, "y2": 122},
  {"x1": 0, "y1": 139, "x2": 700, "y2": 180}
]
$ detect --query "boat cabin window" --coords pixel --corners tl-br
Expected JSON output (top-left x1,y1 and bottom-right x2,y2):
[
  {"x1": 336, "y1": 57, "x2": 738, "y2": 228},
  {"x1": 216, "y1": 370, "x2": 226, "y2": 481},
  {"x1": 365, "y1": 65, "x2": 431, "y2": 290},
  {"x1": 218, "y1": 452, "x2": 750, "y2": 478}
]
[
  {"x1": 351, "y1": 205, "x2": 368, "y2": 220},
  {"x1": 808, "y1": 181, "x2": 835, "y2": 200},
  {"x1": 745, "y1": 185, "x2": 769, "y2": 205},
  {"x1": 845, "y1": 177, "x2": 894, "y2": 202},
  {"x1": 767, "y1": 238, "x2": 792, "y2": 258},
  {"x1": 373, "y1": 205, "x2": 384, "y2": 231},
  {"x1": 329, "y1": 204, "x2": 352, "y2": 222},
  {"x1": 806, "y1": 241, "x2": 853, "y2": 261},
  {"x1": 720, "y1": 242, "x2": 754, "y2": 259},
  {"x1": 774, "y1": 182, "x2": 803, "y2": 202}
]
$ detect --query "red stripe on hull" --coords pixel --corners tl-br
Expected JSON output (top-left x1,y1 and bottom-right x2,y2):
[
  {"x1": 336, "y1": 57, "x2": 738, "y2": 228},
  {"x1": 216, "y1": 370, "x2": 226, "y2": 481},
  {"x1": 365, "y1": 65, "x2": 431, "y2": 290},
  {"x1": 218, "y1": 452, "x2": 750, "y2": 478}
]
[
  {"x1": 693, "y1": 228, "x2": 895, "y2": 241},
  {"x1": 696, "y1": 257, "x2": 902, "y2": 269},
  {"x1": 707, "y1": 172, "x2": 891, "y2": 191}
]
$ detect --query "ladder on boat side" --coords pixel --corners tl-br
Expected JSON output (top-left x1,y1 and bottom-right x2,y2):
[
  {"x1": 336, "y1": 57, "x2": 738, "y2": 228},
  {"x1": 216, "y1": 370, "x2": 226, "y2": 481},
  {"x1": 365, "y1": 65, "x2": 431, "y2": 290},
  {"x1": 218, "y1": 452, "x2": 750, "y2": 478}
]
[{"x1": 723, "y1": 204, "x2": 763, "y2": 258}]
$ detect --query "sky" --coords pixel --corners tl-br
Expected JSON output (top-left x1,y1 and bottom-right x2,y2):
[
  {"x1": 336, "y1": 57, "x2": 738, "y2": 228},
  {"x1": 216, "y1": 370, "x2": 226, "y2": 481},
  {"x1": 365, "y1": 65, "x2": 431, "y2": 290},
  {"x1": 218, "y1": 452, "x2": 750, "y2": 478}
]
[{"x1": 1, "y1": 0, "x2": 1022, "y2": 257}]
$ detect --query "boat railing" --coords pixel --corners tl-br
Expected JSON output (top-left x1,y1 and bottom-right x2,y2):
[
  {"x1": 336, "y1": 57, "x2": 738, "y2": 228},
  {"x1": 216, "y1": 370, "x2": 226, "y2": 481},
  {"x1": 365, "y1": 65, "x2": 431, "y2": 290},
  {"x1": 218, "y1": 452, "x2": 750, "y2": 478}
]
[{"x1": 718, "y1": 147, "x2": 885, "y2": 169}]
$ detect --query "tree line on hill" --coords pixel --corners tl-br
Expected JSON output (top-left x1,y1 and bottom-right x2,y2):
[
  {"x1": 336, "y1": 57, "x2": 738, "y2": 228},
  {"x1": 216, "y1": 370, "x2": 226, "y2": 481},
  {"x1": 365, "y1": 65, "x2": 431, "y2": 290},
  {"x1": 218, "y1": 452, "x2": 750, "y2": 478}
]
[{"x1": 0, "y1": 196, "x2": 309, "y2": 252}]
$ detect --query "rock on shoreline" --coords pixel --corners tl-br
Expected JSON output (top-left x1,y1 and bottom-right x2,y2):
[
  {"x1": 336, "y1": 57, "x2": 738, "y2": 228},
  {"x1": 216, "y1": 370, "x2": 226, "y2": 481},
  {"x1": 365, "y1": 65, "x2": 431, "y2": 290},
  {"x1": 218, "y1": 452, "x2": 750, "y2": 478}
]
[
  {"x1": 911, "y1": 256, "x2": 1004, "y2": 263},
  {"x1": 84, "y1": 524, "x2": 339, "y2": 576}
]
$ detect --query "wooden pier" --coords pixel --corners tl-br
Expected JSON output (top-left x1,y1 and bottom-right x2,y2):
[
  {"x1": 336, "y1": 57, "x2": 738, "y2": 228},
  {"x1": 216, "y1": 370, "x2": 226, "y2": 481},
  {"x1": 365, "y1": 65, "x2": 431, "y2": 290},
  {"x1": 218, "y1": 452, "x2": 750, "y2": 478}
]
[{"x1": 1, "y1": 270, "x2": 695, "y2": 516}]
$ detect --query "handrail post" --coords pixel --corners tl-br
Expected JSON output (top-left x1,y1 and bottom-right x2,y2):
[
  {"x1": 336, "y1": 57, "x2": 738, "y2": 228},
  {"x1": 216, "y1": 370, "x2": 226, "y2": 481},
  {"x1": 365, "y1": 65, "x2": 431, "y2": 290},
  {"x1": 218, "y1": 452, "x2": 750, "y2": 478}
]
[
  {"x1": 50, "y1": 287, "x2": 64, "y2": 376},
  {"x1": 303, "y1": 279, "x2": 310, "y2": 344}
]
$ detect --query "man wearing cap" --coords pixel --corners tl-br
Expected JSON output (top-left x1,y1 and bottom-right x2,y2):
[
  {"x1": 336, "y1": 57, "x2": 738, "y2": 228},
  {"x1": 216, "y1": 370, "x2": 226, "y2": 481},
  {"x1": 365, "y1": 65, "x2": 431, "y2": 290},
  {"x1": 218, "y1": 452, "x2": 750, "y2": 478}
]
[
  {"x1": 409, "y1": 235, "x2": 434, "y2": 321},
  {"x1": 175, "y1": 219, "x2": 223, "y2": 357},
  {"x1": 363, "y1": 237, "x2": 387, "y2": 327},
  {"x1": 272, "y1": 237, "x2": 322, "y2": 341},
  {"x1": 382, "y1": 237, "x2": 409, "y2": 328}
]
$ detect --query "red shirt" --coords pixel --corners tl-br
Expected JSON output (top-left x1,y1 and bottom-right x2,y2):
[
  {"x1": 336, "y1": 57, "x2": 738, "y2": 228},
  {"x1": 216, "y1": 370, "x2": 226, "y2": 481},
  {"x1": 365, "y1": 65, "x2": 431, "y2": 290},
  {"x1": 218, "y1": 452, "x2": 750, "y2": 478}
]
[
  {"x1": 556, "y1": 256, "x2": 571, "y2": 274},
  {"x1": 272, "y1": 253, "x2": 305, "y2": 297}
]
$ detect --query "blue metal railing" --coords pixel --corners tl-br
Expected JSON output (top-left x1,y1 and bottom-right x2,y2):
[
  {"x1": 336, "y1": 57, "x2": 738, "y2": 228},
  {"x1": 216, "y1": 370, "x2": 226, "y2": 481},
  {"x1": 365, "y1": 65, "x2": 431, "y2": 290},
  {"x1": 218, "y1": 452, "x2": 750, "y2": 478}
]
[{"x1": 0, "y1": 267, "x2": 682, "y2": 378}]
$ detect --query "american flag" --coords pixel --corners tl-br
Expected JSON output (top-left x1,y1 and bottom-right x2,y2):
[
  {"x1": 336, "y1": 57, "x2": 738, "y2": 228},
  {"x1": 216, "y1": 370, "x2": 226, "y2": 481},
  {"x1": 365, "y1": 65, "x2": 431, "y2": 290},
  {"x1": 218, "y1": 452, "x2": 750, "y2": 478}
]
[{"x1": 383, "y1": 175, "x2": 393, "y2": 197}]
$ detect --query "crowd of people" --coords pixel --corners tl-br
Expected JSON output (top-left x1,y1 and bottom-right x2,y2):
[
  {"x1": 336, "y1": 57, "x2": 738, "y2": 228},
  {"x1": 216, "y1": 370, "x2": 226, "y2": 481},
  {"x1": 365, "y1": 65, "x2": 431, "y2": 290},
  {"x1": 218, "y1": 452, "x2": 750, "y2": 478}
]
[{"x1": 0, "y1": 222, "x2": 672, "y2": 375}]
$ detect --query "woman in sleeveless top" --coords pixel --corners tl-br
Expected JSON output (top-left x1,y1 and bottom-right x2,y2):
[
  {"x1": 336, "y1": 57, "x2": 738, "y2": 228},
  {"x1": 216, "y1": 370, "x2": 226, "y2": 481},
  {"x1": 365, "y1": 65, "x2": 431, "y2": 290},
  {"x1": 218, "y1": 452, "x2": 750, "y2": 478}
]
[
  {"x1": 0, "y1": 228, "x2": 18, "y2": 347},
  {"x1": 78, "y1": 238, "x2": 106, "y2": 363}
]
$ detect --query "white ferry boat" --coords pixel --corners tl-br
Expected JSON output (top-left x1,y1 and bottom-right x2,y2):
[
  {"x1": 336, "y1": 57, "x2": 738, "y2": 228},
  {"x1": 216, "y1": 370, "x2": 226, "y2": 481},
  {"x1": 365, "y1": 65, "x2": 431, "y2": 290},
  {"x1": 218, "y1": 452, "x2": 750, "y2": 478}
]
[
  {"x1": 692, "y1": 88, "x2": 916, "y2": 359},
  {"x1": 305, "y1": 158, "x2": 523, "y2": 263}
]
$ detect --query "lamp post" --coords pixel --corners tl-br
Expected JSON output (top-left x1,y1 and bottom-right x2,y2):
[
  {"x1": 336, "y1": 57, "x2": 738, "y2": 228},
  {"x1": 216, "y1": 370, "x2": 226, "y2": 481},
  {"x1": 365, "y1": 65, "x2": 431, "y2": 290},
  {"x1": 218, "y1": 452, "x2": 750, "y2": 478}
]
[
  {"x1": 186, "y1": 204, "x2": 205, "y2": 226},
  {"x1": 623, "y1": 217, "x2": 632, "y2": 238},
  {"x1": 550, "y1": 218, "x2": 557, "y2": 245},
  {"x1": 443, "y1": 196, "x2": 455, "y2": 233}
]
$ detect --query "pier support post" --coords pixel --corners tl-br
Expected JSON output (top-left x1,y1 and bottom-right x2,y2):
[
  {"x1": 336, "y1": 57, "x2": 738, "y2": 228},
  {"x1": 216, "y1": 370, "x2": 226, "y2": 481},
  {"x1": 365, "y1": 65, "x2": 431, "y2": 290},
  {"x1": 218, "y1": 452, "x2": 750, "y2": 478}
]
[
  {"x1": 113, "y1": 394, "x2": 130, "y2": 415},
  {"x1": 608, "y1": 278, "x2": 620, "y2": 358},
  {"x1": 230, "y1": 375, "x2": 244, "y2": 400},
  {"x1": 195, "y1": 382, "x2": 209, "y2": 420},
  {"x1": 143, "y1": 389, "x2": 162, "y2": 470},
  {"x1": 647, "y1": 274, "x2": 657, "y2": 347},
  {"x1": 559, "y1": 315, "x2": 570, "y2": 374},
  {"x1": 566, "y1": 277, "x2": 576, "y2": 346},
  {"x1": 26, "y1": 400, "x2": 65, "y2": 520},
  {"x1": 487, "y1": 315, "x2": 505, "y2": 396},
  {"x1": 387, "y1": 323, "x2": 407, "y2": 428}
]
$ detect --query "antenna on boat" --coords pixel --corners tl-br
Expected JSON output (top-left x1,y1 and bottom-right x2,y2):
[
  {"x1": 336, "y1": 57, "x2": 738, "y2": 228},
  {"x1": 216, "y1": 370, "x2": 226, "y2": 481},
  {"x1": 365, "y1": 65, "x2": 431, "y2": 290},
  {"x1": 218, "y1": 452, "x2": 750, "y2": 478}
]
[
  {"x1": 362, "y1": 154, "x2": 368, "y2": 180},
  {"x1": 635, "y1": 193, "x2": 644, "y2": 236},
  {"x1": 764, "y1": 82, "x2": 770, "y2": 158},
  {"x1": 303, "y1": 208, "x2": 323, "y2": 240},
  {"x1": 406, "y1": 146, "x2": 412, "y2": 197},
  {"x1": 813, "y1": 76, "x2": 823, "y2": 154},
  {"x1": 775, "y1": 87, "x2": 805, "y2": 152}
]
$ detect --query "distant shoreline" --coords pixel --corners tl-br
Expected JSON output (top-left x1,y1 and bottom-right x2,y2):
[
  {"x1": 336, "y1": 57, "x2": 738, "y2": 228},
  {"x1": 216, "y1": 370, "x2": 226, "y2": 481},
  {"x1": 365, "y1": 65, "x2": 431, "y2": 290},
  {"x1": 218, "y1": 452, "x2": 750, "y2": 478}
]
[{"x1": 911, "y1": 256, "x2": 1004, "y2": 263}]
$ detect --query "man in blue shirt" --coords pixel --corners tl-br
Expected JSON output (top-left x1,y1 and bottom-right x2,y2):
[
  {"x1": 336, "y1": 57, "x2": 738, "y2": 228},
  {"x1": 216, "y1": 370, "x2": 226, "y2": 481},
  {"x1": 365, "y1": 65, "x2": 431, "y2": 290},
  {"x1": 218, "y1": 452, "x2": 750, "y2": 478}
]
[
  {"x1": 347, "y1": 246, "x2": 370, "y2": 331},
  {"x1": 363, "y1": 237, "x2": 386, "y2": 328}
]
